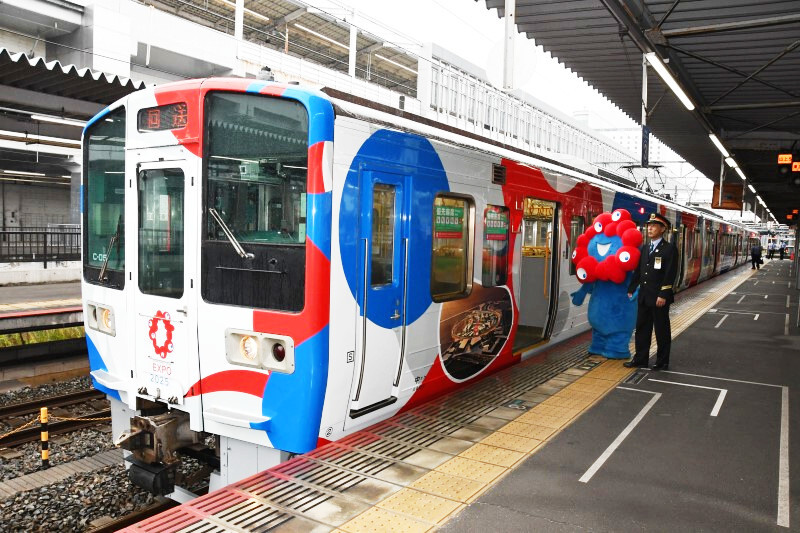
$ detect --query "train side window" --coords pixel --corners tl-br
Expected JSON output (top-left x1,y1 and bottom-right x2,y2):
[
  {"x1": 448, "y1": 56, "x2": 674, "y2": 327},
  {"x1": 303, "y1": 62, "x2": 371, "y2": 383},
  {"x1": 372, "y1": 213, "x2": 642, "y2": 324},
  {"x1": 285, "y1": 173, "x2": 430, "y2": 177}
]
[
  {"x1": 569, "y1": 215, "x2": 585, "y2": 275},
  {"x1": 431, "y1": 194, "x2": 474, "y2": 301},
  {"x1": 371, "y1": 184, "x2": 395, "y2": 286},
  {"x1": 482, "y1": 205, "x2": 509, "y2": 287}
]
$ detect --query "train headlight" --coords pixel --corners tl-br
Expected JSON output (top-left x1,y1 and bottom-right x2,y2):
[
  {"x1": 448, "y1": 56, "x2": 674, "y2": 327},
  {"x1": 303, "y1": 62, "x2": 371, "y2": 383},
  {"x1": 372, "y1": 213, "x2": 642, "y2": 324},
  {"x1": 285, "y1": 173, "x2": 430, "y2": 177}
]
[
  {"x1": 240, "y1": 336, "x2": 258, "y2": 361},
  {"x1": 101, "y1": 308, "x2": 113, "y2": 330},
  {"x1": 86, "y1": 302, "x2": 116, "y2": 337},
  {"x1": 225, "y1": 329, "x2": 295, "y2": 374}
]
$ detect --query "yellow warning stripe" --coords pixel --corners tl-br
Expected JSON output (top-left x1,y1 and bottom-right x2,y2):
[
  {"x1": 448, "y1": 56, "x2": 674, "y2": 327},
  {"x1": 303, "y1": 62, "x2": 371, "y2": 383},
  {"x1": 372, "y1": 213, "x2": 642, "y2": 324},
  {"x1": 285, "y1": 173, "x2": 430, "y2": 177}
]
[{"x1": 338, "y1": 267, "x2": 754, "y2": 532}]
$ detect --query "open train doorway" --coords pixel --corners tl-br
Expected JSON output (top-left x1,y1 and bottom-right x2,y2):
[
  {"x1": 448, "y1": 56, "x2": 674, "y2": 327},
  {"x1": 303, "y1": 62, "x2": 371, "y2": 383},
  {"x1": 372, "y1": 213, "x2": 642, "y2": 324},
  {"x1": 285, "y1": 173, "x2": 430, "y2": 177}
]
[{"x1": 514, "y1": 198, "x2": 559, "y2": 351}]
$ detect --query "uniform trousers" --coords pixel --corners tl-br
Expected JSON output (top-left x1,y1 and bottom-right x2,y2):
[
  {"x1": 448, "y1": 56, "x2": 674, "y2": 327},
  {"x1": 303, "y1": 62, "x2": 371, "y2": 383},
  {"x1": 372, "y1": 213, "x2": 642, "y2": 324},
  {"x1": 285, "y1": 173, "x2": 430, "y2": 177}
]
[{"x1": 632, "y1": 301, "x2": 671, "y2": 366}]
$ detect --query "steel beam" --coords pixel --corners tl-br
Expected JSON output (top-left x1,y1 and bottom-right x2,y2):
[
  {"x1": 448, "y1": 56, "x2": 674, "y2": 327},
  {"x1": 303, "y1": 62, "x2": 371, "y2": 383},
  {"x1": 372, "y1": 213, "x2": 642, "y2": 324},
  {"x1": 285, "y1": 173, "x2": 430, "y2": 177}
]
[
  {"x1": 705, "y1": 101, "x2": 800, "y2": 113},
  {"x1": 663, "y1": 14, "x2": 800, "y2": 38}
]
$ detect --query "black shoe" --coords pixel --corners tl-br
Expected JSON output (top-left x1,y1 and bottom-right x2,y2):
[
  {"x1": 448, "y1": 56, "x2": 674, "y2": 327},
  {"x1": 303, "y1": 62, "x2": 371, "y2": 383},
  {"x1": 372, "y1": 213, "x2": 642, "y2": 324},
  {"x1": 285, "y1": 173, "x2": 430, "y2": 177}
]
[
  {"x1": 623, "y1": 360, "x2": 648, "y2": 368},
  {"x1": 651, "y1": 363, "x2": 669, "y2": 371}
]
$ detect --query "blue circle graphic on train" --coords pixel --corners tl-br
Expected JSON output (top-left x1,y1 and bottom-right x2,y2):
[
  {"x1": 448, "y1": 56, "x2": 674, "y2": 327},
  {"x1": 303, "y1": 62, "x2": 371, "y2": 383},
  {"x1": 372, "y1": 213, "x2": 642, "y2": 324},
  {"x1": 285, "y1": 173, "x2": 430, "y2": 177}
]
[{"x1": 339, "y1": 129, "x2": 449, "y2": 327}]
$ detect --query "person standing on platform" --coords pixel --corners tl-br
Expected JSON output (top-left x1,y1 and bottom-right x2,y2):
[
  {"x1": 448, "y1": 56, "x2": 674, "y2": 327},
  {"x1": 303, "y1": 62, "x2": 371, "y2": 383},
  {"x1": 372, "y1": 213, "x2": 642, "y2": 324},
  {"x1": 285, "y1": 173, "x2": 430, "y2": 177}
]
[
  {"x1": 780, "y1": 241, "x2": 786, "y2": 260},
  {"x1": 623, "y1": 213, "x2": 679, "y2": 371},
  {"x1": 751, "y1": 242, "x2": 763, "y2": 269},
  {"x1": 767, "y1": 241, "x2": 775, "y2": 259}
]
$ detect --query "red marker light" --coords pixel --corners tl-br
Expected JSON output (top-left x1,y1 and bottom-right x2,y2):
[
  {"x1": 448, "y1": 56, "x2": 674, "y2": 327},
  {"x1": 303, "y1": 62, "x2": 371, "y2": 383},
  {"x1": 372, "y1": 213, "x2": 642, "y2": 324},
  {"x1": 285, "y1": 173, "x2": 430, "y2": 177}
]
[
  {"x1": 272, "y1": 343, "x2": 286, "y2": 362},
  {"x1": 638, "y1": 207, "x2": 645, "y2": 214}
]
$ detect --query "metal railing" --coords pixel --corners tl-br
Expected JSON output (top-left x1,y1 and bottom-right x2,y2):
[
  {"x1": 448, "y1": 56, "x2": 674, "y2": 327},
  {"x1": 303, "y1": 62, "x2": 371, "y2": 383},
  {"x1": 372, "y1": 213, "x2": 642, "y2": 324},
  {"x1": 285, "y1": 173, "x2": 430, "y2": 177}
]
[{"x1": 0, "y1": 228, "x2": 81, "y2": 266}]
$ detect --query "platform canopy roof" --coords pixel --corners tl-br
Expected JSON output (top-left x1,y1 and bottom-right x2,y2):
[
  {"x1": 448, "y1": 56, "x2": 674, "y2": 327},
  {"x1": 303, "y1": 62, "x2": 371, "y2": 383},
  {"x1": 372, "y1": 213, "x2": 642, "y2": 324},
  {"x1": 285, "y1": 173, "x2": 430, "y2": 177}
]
[
  {"x1": 150, "y1": 0, "x2": 419, "y2": 97},
  {"x1": 483, "y1": 0, "x2": 800, "y2": 223}
]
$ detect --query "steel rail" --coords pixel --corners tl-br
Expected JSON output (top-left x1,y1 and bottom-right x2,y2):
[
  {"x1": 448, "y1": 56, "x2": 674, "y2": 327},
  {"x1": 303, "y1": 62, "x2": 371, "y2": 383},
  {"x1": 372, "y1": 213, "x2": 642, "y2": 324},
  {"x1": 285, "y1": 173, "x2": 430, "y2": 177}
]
[{"x1": 0, "y1": 389, "x2": 106, "y2": 419}]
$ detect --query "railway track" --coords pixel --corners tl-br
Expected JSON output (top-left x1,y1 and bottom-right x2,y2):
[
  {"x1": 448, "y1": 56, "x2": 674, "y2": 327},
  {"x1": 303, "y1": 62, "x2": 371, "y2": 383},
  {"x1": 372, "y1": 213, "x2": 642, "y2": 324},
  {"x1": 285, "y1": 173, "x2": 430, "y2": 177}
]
[
  {"x1": 0, "y1": 389, "x2": 106, "y2": 419},
  {"x1": 0, "y1": 409, "x2": 111, "y2": 448},
  {"x1": 0, "y1": 389, "x2": 111, "y2": 448}
]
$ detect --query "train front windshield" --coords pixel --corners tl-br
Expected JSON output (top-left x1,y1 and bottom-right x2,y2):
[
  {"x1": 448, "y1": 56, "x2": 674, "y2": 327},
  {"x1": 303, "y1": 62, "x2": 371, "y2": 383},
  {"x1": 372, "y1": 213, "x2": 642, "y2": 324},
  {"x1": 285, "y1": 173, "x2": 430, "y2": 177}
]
[
  {"x1": 83, "y1": 107, "x2": 126, "y2": 289},
  {"x1": 202, "y1": 92, "x2": 309, "y2": 311}
]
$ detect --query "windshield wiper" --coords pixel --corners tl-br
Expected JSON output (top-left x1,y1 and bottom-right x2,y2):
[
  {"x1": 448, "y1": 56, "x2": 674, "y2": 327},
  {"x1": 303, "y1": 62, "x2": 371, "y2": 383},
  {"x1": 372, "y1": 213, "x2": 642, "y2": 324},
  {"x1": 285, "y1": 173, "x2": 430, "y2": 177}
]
[
  {"x1": 98, "y1": 215, "x2": 122, "y2": 283},
  {"x1": 208, "y1": 208, "x2": 254, "y2": 259}
]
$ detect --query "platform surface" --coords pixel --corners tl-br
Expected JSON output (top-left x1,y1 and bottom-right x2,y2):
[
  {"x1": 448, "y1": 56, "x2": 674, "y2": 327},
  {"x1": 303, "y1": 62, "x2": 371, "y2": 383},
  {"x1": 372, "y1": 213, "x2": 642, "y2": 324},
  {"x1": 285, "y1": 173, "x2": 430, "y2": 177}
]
[
  {"x1": 0, "y1": 281, "x2": 80, "y2": 307},
  {"x1": 443, "y1": 259, "x2": 798, "y2": 532}
]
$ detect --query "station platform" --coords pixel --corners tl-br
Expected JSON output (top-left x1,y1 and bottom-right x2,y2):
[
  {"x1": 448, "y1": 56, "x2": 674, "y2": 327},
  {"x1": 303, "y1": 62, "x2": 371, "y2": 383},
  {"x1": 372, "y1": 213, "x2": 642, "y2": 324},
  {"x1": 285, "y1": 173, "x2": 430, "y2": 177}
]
[
  {"x1": 123, "y1": 261, "x2": 798, "y2": 532},
  {"x1": 0, "y1": 281, "x2": 82, "y2": 334}
]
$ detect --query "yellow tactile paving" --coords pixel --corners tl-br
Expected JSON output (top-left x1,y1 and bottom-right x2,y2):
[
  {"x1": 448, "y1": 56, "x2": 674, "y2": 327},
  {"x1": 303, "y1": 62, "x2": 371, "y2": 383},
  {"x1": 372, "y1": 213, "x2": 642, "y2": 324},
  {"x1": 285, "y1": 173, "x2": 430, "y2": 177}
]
[
  {"x1": 434, "y1": 456, "x2": 505, "y2": 484},
  {"x1": 479, "y1": 432, "x2": 542, "y2": 454},
  {"x1": 515, "y1": 411, "x2": 569, "y2": 429},
  {"x1": 377, "y1": 488, "x2": 461, "y2": 524},
  {"x1": 339, "y1": 506, "x2": 430, "y2": 533},
  {"x1": 457, "y1": 443, "x2": 525, "y2": 468},
  {"x1": 409, "y1": 470, "x2": 485, "y2": 502},
  {"x1": 540, "y1": 394, "x2": 594, "y2": 410},
  {"x1": 526, "y1": 403, "x2": 582, "y2": 419},
  {"x1": 498, "y1": 420, "x2": 558, "y2": 440}
]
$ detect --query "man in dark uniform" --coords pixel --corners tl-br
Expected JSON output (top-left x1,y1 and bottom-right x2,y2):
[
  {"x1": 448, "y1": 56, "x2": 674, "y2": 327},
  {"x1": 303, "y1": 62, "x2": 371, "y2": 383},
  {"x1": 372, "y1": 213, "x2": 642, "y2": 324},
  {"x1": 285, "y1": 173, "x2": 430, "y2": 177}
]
[{"x1": 623, "y1": 213, "x2": 679, "y2": 371}]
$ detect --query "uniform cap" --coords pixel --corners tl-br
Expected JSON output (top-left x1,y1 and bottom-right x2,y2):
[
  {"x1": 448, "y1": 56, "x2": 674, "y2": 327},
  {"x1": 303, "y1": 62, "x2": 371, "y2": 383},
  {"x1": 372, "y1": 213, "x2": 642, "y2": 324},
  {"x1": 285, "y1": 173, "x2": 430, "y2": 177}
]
[{"x1": 646, "y1": 212, "x2": 670, "y2": 228}]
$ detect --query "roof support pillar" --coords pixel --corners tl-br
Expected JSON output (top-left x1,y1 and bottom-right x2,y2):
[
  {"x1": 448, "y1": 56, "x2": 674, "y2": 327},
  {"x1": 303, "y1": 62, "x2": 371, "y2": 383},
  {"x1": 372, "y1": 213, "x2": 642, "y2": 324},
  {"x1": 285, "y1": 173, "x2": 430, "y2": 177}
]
[
  {"x1": 718, "y1": 154, "x2": 724, "y2": 208},
  {"x1": 234, "y1": 0, "x2": 244, "y2": 41},
  {"x1": 503, "y1": 0, "x2": 515, "y2": 90},
  {"x1": 348, "y1": 12, "x2": 358, "y2": 78}
]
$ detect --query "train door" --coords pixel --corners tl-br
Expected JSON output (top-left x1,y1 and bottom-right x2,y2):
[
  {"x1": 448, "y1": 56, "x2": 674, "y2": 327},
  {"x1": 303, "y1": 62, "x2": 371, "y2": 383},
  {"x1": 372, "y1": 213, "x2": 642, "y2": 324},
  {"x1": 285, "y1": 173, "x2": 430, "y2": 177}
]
[
  {"x1": 674, "y1": 225, "x2": 685, "y2": 287},
  {"x1": 514, "y1": 197, "x2": 559, "y2": 351},
  {"x1": 129, "y1": 158, "x2": 200, "y2": 420},
  {"x1": 348, "y1": 170, "x2": 408, "y2": 418}
]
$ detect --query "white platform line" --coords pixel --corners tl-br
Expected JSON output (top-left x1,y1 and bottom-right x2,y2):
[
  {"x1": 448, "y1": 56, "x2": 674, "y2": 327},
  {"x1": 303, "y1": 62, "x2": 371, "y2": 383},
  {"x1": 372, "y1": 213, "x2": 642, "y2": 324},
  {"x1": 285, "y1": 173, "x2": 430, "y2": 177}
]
[
  {"x1": 737, "y1": 295, "x2": 746, "y2": 304},
  {"x1": 765, "y1": 295, "x2": 769, "y2": 299},
  {"x1": 715, "y1": 314, "x2": 729, "y2": 328},
  {"x1": 754, "y1": 314, "x2": 760, "y2": 321},
  {"x1": 579, "y1": 389, "x2": 661, "y2": 483},
  {"x1": 787, "y1": 295, "x2": 791, "y2": 309},
  {"x1": 785, "y1": 314, "x2": 790, "y2": 336},
  {"x1": 648, "y1": 378, "x2": 728, "y2": 417},
  {"x1": 661, "y1": 371, "x2": 783, "y2": 389},
  {"x1": 778, "y1": 386, "x2": 789, "y2": 528}
]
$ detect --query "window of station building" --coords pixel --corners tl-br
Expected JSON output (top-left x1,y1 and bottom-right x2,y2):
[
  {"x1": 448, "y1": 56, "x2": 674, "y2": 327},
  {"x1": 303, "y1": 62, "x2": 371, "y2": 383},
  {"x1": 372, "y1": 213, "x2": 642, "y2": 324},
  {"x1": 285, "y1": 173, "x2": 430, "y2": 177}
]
[
  {"x1": 83, "y1": 107, "x2": 126, "y2": 289},
  {"x1": 432, "y1": 195, "x2": 474, "y2": 301},
  {"x1": 202, "y1": 92, "x2": 308, "y2": 311},
  {"x1": 138, "y1": 168, "x2": 184, "y2": 298},
  {"x1": 482, "y1": 205, "x2": 509, "y2": 287},
  {"x1": 569, "y1": 215, "x2": 585, "y2": 275}
]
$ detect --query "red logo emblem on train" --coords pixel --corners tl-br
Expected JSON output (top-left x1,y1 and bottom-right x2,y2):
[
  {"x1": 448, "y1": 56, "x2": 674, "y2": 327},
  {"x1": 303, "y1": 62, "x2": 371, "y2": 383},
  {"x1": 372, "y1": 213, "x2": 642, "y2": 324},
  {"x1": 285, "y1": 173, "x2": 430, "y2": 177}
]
[{"x1": 148, "y1": 310, "x2": 175, "y2": 359}]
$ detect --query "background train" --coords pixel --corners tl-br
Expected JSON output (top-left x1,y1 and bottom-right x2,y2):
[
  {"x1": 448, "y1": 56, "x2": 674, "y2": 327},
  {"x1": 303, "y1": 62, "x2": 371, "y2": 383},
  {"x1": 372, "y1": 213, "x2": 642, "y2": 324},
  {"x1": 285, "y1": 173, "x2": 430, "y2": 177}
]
[{"x1": 81, "y1": 77, "x2": 756, "y2": 498}]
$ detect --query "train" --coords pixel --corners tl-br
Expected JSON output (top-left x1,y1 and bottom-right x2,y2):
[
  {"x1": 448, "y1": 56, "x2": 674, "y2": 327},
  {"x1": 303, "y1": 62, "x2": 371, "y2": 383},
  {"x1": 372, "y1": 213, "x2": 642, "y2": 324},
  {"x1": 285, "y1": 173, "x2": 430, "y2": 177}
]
[{"x1": 80, "y1": 77, "x2": 757, "y2": 498}]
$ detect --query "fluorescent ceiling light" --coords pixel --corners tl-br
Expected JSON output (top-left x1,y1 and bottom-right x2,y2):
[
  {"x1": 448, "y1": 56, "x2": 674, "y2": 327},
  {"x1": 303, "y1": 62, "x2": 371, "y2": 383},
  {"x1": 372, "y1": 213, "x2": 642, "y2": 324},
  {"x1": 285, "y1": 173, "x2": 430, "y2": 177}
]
[
  {"x1": 725, "y1": 157, "x2": 738, "y2": 168},
  {"x1": 708, "y1": 134, "x2": 730, "y2": 158},
  {"x1": 293, "y1": 23, "x2": 349, "y2": 51},
  {"x1": 645, "y1": 52, "x2": 695, "y2": 111},
  {"x1": 374, "y1": 53, "x2": 418, "y2": 75},
  {"x1": 0, "y1": 169, "x2": 45, "y2": 176},
  {"x1": 748, "y1": 184, "x2": 756, "y2": 193},
  {"x1": 31, "y1": 114, "x2": 86, "y2": 127},
  {"x1": 218, "y1": 0, "x2": 269, "y2": 22},
  {"x1": 735, "y1": 167, "x2": 746, "y2": 180}
]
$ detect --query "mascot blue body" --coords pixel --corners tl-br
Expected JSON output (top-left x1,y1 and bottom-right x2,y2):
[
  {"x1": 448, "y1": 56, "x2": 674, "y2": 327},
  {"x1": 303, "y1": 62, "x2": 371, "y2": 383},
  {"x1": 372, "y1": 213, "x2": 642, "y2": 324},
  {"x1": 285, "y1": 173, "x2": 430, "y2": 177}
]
[{"x1": 570, "y1": 210, "x2": 642, "y2": 359}]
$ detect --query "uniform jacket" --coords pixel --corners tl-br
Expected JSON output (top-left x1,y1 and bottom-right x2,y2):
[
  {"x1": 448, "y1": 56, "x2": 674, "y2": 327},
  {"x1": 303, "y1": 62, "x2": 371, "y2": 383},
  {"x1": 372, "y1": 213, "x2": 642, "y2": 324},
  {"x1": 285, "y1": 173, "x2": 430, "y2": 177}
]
[{"x1": 628, "y1": 238, "x2": 679, "y2": 306}]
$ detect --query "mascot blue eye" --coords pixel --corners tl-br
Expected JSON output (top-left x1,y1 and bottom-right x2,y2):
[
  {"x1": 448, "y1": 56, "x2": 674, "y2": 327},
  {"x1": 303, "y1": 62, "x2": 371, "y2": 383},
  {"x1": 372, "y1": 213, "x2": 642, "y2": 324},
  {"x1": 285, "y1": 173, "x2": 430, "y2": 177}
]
[
  {"x1": 612, "y1": 210, "x2": 622, "y2": 221},
  {"x1": 594, "y1": 222, "x2": 603, "y2": 232},
  {"x1": 577, "y1": 268, "x2": 587, "y2": 279},
  {"x1": 618, "y1": 251, "x2": 631, "y2": 262}
]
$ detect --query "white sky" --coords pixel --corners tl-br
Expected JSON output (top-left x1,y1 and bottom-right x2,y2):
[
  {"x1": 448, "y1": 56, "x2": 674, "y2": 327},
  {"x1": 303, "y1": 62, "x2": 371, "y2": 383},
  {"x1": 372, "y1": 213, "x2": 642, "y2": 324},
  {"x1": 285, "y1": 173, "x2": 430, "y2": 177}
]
[{"x1": 328, "y1": 0, "x2": 639, "y2": 130}]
